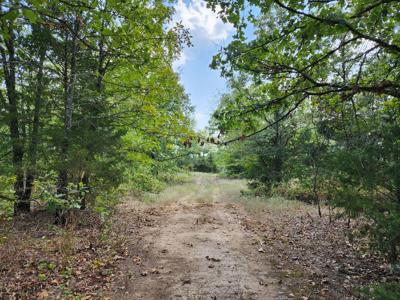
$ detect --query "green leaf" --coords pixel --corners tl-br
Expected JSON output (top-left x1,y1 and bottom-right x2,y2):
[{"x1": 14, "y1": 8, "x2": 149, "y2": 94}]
[
  {"x1": 2, "y1": 10, "x2": 19, "y2": 21},
  {"x1": 22, "y1": 9, "x2": 38, "y2": 23}
]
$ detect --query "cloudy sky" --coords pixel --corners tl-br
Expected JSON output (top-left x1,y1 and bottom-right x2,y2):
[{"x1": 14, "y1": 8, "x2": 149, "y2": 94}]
[{"x1": 171, "y1": 0, "x2": 234, "y2": 130}]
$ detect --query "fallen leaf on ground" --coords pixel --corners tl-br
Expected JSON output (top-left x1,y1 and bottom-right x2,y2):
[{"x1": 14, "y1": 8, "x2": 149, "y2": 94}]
[{"x1": 37, "y1": 290, "x2": 49, "y2": 299}]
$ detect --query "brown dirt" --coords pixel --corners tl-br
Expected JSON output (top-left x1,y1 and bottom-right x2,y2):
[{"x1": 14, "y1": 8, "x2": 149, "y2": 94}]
[
  {"x1": 2, "y1": 173, "x2": 392, "y2": 299},
  {"x1": 110, "y1": 177, "x2": 287, "y2": 300},
  {"x1": 109, "y1": 174, "x2": 397, "y2": 300}
]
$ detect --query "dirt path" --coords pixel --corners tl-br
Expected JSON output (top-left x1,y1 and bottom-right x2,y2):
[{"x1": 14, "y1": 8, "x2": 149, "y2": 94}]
[{"x1": 111, "y1": 174, "x2": 286, "y2": 300}]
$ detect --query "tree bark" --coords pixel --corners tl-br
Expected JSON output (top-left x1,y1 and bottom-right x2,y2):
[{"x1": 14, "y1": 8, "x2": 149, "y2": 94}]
[
  {"x1": 0, "y1": 22, "x2": 28, "y2": 213},
  {"x1": 57, "y1": 17, "x2": 79, "y2": 200},
  {"x1": 25, "y1": 36, "x2": 47, "y2": 203},
  {"x1": 56, "y1": 16, "x2": 80, "y2": 224}
]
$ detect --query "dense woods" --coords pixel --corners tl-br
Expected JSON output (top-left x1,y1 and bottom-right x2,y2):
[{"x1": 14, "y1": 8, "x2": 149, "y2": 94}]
[
  {"x1": 0, "y1": 0, "x2": 192, "y2": 220},
  {"x1": 1, "y1": 0, "x2": 400, "y2": 299}
]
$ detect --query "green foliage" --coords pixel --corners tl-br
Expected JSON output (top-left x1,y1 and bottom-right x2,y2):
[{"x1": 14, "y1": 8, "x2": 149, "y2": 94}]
[
  {"x1": 0, "y1": 0, "x2": 193, "y2": 219},
  {"x1": 157, "y1": 170, "x2": 192, "y2": 186},
  {"x1": 206, "y1": 0, "x2": 400, "y2": 263},
  {"x1": 214, "y1": 85, "x2": 400, "y2": 261},
  {"x1": 270, "y1": 179, "x2": 315, "y2": 202},
  {"x1": 360, "y1": 283, "x2": 400, "y2": 300},
  {"x1": 93, "y1": 188, "x2": 120, "y2": 223},
  {"x1": 177, "y1": 139, "x2": 219, "y2": 173},
  {"x1": 0, "y1": 176, "x2": 15, "y2": 219},
  {"x1": 189, "y1": 153, "x2": 218, "y2": 173},
  {"x1": 129, "y1": 168, "x2": 167, "y2": 195},
  {"x1": 214, "y1": 139, "x2": 252, "y2": 178}
]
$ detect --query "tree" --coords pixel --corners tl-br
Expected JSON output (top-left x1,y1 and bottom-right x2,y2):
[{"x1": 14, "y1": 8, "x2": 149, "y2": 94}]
[
  {"x1": 206, "y1": 0, "x2": 400, "y2": 262},
  {"x1": 0, "y1": 0, "x2": 193, "y2": 218}
]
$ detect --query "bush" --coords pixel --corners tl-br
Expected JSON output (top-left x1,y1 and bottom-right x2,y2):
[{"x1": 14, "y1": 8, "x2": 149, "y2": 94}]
[
  {"x1": 271, "y1": 179, "x2": 315, "y2": 202},
  {"x1": 157, "y1": 171, "x2": 191, "y2": 185},
  {"x1": 123, "y1": 165, "x2": 190, "y2": 197},
  {"x1": 0, "y1": 175, "x2": 16, "y2": 219},
  {"x1": 128, "y1": 171, "x2": 166, "y2": 196}
]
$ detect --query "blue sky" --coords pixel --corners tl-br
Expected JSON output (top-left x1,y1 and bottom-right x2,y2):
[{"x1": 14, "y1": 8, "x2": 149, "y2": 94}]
[{"x1": 171, "y1": 0, "x2": 234, "y2": 130}]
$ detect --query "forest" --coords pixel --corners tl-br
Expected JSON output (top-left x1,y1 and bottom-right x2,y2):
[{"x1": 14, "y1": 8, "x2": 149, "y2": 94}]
[{"x1": 1, "y1": 0, "x2": 399, "y2": 299}]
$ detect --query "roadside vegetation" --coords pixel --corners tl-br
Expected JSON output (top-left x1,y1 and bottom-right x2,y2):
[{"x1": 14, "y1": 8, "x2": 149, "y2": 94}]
[
  {"x1": 1, "y1": 0, "x2": 399, "y2": 299},
  {"x1": 0, "y1": 1, "x2": 192, "y2": 298},
  {"x1": 203, "y1": 0, "x2": 400, "y2": 298}
]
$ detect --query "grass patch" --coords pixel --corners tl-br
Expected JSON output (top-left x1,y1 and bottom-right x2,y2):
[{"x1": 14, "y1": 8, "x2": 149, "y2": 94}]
[
  {"x1": 359, "y1": 282, "x2": 400, "y2": 300},
  {"x1": 140, "y1": 172, "x2": 246, "y2": 205},
  {"x1": 136, "y1": 172, "x2": 312, "y2": 219},
  {"x1": 235, "y1": 193, "x2": 310, "y2": 216}
]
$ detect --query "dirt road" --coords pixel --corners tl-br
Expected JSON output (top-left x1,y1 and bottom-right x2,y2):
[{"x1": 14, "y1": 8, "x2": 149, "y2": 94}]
[{"x1": 111, "y1": 174, "x2": 286, "y2": 300}]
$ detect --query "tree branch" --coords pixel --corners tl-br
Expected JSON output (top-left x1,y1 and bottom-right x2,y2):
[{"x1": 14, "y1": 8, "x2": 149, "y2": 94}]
[
  {"x1": 223, "y1": 95, "x2": 308, "y2": 145},
  {"x1": 351, "y1": 0, "x2": 397, "y2": 19},
  {"x1": 273, "y1": 0, "x2": 400, "y2": 54}
]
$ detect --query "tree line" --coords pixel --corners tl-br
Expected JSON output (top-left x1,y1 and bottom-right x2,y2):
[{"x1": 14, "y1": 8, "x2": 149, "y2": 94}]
[{"x1": 0, "y1": 0, "x2": 193, "y2": 220}]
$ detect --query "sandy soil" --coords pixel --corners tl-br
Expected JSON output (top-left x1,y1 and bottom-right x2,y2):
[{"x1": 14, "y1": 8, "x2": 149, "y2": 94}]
[{"x1": 110, "y1": 175, "x2": 286, "y2": 300}]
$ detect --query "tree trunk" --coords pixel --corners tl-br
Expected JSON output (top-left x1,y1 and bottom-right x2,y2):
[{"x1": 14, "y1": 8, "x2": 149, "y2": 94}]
[
  {"x1": 25, "y1": 40, "x2": 46, "y2": 202},
  {"x1": 0, "y1": 24, "x2": 28, "y2": 214},
  {"x1": 57, "y1": 17, "x2": 79, "y2": 200},
  {"x1": 312, "y1": 161, "x2": 322, "y2": 218},
  {"x1": 56, "y1": 17, "x2": 79, "y2": 224},
  {"x1": 80, "y1": 16, "x2": 107, "y2": 209},
  {"x1": 80, "y1": 172, "x2": 89, "y2": 210},
  {"x1": 328, "y1": 203, "x2": 332, "y2": 224}
]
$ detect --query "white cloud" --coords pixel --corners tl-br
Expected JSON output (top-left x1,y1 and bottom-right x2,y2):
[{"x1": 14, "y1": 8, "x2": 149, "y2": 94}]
[
  {"x1": 173, "y1": 0, "x2": 233, "y2": 43},
  {"x1": 173, "y1": 51, "x2": 188, "y2": 70}
]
